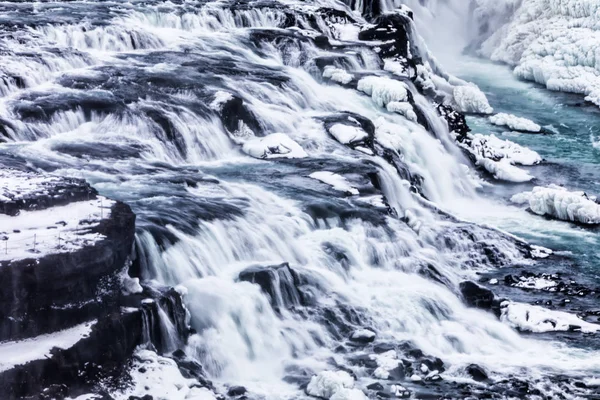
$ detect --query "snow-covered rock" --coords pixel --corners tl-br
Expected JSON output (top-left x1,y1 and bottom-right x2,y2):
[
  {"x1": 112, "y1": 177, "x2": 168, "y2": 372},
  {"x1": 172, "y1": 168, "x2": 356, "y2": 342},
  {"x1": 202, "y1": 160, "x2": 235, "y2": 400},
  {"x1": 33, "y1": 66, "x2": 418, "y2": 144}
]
[
  {"x1": 357, "y1": 76, "x2": 408, "y2": 108},
  {"x1": 323, "y1": 66, "x2": 354, "y2": 85},
  {"x1": 349, "y1": 328, "x2": 376, "y2": 343},
  {"x1": 476, "y1": 158, "x2": 533, "y2": 183},
  {"x1": 472, "y1": 0, "x2": 600, "y2": 107},
  {"x1": 452, "y1": 85, "x2": 493, "y2": 114},
  {"x1": 242, "y1": 133, "x2": 307, "y2": 159},
  {"x1": 327, "y1": 124, "x2": 369, "y2": 145},
  {"x1": 489, "y1": 113, "x2": 541, "y2": 133},
  {"x1": 113, "y1": 349, "x2": 217, "y2": 400},
  {"x1": 386, "y1": 101, "x2": 418, "y2": 122},
  {"x1": 309, "y1": 172, "x2": 359, "y2": 195},
  {"x1": 511, "y1": 185, "x2": 600, "y2": 224},
  {"x1": 500, "y1": 301, "x2": 600, "y2": 333},
  {"x1": 306, "y1": 370, "x2": 355, "y2": 399},
  {"x1": 458, "y1": 133, "x2": 541, "y2": 182}
]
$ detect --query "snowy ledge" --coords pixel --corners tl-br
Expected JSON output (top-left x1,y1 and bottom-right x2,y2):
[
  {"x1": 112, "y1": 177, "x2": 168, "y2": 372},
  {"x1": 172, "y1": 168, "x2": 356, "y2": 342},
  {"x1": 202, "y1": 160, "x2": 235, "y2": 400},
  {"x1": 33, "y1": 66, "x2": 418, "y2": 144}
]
[{"x1": 0, "y1": 197, "x2": 115, "y2": 262}]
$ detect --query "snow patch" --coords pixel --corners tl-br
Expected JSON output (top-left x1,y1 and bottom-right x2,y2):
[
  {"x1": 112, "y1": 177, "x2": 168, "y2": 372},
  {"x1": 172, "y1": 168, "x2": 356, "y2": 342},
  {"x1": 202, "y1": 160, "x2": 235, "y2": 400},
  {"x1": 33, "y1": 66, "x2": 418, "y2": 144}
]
[{"x1": 209, "y1": 91, "x2": 234, "y2": 111}]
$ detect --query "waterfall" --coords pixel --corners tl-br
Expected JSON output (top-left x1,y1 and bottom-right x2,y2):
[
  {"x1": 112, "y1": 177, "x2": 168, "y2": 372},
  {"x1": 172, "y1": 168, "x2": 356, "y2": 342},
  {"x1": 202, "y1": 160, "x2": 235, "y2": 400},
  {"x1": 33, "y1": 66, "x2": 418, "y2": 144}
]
[{"x1": 1, "y1": 0, "x2": 599, "y2": 398}]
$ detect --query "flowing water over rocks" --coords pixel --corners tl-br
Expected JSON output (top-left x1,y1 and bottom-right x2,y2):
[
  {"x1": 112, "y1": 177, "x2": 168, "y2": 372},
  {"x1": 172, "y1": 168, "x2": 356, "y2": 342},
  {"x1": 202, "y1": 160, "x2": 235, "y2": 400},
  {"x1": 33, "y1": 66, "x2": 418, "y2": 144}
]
[{"x1": 0, "y1": 0, "x2": 599, "y2": 399}]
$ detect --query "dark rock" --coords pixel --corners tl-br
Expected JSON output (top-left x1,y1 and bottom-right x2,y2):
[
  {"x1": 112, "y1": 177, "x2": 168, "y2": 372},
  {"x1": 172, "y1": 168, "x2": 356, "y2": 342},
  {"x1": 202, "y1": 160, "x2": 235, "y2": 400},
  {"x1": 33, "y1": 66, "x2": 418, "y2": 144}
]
[
  {"x1": 367, "y1": 382, "x2": 384, "y2": 391},
  {"x1": 238, "y1": 263, "x2": 304, "y2": 312},
  {"x1": 466, "y1": 364, "x2": 488, "y2": 382},
  {"x1": 227, "y1": 386, "x2": 247, "y2": 397},
  {"x1": 460, "y1": 281, "x2": 495, "y2": 310}
]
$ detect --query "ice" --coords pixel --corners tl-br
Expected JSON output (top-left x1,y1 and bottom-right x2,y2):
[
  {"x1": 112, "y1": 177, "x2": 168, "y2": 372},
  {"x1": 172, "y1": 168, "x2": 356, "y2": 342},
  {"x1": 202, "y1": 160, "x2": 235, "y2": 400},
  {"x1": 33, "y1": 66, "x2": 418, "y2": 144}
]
[
  {"x1": 489, "y1": 113, "x2": 541, "y2": 133},
  {"x1": 357, "y1": 76, "x2": 408, "y2": 108},
  {"x1": 328, "y1": 124, "x2": 368, "y2": 144},
  {"x1": 306, "y1": 370, "x2": 355, "y2": 399},
  {"x1": 514, "y1": 277, "x2": 557, "y2": 290},
  {"x1": 309, "y1": 172, "x2": 359, "y2": 195},
  {"x1": 501, "y1": 302, "x2": 600, "y2": 333},
  {"x1": 452, "y1": 84, "x2": 494, "y2": 114},
  {"x1": 472, "y1": 0, "x2": 600, "y2": 108},
  {"x1": 0, "y1": 321, "x2": 96, "y2": 372},
  {"x1": 242, "y1": 133, "x2": 307, "y2": 159},
  {"x1": 511, "y1": 185, "x2": 600, "y2": 224},
  {"x1": 323, "y1": 66, "x2": 354, "y2": 85},
  {"x1": 0, "y1": 197, "x2": 114, "y2": 262}
]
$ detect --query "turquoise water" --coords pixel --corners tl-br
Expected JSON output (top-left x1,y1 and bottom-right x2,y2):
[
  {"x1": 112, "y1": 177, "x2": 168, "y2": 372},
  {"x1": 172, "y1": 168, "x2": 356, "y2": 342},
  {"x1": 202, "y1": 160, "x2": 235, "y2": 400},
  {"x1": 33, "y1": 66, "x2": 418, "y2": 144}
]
[{"x1": 450, "y1": 57, "x2": 600, "y2": 283}]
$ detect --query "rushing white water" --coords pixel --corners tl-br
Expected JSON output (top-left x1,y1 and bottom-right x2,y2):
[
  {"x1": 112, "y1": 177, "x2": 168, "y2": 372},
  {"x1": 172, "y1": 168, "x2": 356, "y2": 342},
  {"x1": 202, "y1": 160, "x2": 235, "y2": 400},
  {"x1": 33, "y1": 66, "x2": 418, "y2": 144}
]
[{"x1": 1, "y1": 0, "x2": 599, "y2": 398}]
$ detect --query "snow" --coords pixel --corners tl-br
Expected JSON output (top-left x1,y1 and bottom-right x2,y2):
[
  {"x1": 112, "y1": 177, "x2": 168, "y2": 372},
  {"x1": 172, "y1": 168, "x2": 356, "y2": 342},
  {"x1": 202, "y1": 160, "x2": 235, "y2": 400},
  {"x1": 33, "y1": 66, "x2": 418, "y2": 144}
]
[
  {"x1": 357, "y1": 76, "x2": 408, "y2": 108},
  {"x1": 0, "y1": 197, "x2": 114, "y2": 262},
  {"x1": 511, "y1": 185, "x2": 600, "y2": 224},
  {"x1": 242, "y1": 133, "x2": 307, "y2": 159},
  {"x1": 328, "y1": 124, "x2": 368, "y2": 144},
  {"x1": 209, "y1": 91, "x2": 234, "y2": 111},
  {"x1": 113, "y1": 348, "x2": 217, "y2": 400},
  {"x1": 500, "y1": 301, "x2": 600, "y2": 333},
  {"x1": 473, "y1": 0, "x2": 600, "y2": 108},
  {"x1": 323, "y1": 66, "x2": 354, "y2": 85},
  {"x1": 306, "y1": 370, "x2": 355, "y2": 399},
  {"x1": 0, "y1": 320, "x2": 96, "y2": 372},
  {"x1": 309, "y1": 172, "x2": 359, "y2": 195},
  {"x1": 452, "y1": 84, "x2": 494, "y2": 114},
  {"x1": 489, "y1": 113, "x2": 541, "y2": 133}
]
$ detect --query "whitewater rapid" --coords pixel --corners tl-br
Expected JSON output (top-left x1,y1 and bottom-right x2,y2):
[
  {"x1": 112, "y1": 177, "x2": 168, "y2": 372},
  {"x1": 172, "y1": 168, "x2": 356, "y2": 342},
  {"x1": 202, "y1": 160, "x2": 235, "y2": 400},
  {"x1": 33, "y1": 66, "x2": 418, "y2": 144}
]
[{"x1": 1, "y1": 0, "x2": 600, "y2": 399}]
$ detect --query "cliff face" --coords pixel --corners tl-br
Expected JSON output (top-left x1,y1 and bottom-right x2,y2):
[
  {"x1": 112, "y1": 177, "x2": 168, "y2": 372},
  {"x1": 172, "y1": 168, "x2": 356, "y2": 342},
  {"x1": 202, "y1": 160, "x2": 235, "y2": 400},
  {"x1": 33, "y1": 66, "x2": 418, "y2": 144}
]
[{"x1": 0, "y1": 170, "x2": 191, "y2": 399}]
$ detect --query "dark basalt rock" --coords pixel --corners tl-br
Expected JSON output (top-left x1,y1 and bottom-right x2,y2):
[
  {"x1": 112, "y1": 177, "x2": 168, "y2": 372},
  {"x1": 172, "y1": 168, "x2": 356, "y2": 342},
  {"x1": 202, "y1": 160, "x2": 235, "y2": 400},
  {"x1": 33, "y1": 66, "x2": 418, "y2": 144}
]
[
  {"x1": 437, "y1": 104, "x2": 470, "y2": 140},
  {"x1": 238, "y1": 262, "x2": 305, "y2": 312},
  {"x1": 227, "y1": 386, "x2": 247, "y2": 397},
  {"x1": 359, "y1": 13, "x2": 411, "y2": 62},
  {"x1": 215, "y1": 94, "x2": 263, "y2": 137},
  {"x1": 0, "y1": 201, "x2": 136, "y2": 342},
  {"x1": 367, "y1": 382, "x2": 384, "y2": 391},
  {"x1": 460, "y1": 281, "x2": 495, "y2": 310},
  {"x1": 466, "y1": 364, "x2": 488, "y2": 382}
]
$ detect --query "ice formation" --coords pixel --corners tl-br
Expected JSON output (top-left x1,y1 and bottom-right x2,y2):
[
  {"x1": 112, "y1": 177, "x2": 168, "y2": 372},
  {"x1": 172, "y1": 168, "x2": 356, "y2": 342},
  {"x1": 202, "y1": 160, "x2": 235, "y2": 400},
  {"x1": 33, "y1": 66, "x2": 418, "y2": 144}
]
[
  {"x1": 472, "y1": 0, "x2": 600, "y2": 106},
  {"x1": 511, "y1": 185, "x2": 600, "y2": 224},
  {"x1": 489, "y1": 113, "x2": 541, "y2": 133}
]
